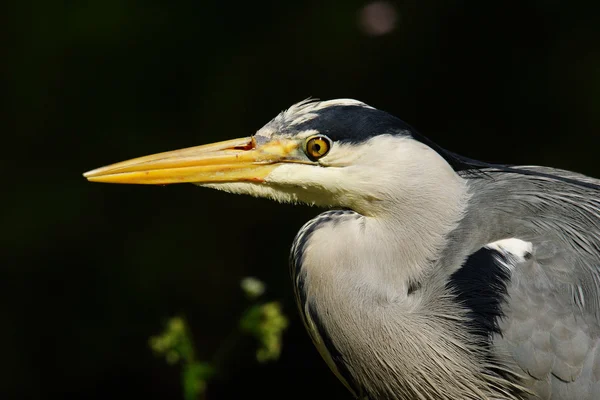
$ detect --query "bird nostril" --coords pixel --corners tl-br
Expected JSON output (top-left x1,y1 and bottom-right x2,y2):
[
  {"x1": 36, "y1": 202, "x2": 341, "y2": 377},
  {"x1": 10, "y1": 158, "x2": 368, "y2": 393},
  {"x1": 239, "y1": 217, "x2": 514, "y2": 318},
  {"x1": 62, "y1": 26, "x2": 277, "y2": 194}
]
[{"x1": 232, "y1": 137, "x2": 256, "y2": 151}]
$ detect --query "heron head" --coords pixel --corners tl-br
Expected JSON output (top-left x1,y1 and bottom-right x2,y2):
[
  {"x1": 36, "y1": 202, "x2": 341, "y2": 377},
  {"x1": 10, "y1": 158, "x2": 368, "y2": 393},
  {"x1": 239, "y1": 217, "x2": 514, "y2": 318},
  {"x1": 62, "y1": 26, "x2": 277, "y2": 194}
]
[{"x1": 84, "y1": 99, "x2": 462, "y2": 216}]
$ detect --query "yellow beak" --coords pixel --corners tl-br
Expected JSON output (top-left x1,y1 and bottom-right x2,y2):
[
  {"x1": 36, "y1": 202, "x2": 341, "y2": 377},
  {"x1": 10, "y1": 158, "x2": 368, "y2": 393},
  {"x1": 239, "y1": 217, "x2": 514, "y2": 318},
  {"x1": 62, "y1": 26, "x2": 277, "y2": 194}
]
[{"x1": 83, "y1": 136, "x2": 302, "y2": 185}]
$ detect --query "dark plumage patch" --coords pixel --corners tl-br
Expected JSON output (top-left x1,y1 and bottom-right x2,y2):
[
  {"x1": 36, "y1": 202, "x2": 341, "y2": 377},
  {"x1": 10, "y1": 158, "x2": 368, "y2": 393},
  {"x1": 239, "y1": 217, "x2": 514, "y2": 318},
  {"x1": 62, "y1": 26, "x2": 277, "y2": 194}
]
[
  {"x1": 447, "y1": 247, "x2": 512, "y2": 339},
  {"x1": 448, "y1": 248, "x2": 530, "y2": 397},
  {"x1": 293, "y1": 105, "x2": 415, "y2": 145},
  {"x1": 290, "y1": 104, "x2": 600, "y2": 191},
  {"x1": 291, "y1": 105, "x2": 490, "y2": 173},
  {"x1": 407, "y1": 280, "x2": 421, "y2": 295}
]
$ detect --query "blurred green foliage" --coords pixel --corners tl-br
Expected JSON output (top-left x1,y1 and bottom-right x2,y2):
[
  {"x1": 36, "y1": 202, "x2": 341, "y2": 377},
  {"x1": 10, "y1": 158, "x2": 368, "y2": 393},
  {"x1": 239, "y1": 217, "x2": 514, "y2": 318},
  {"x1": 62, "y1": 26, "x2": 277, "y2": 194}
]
[
  {"x1": 150, "y1": 317, "x2": 215, "y2": 400},
  {"x1": 150, "y1": 278, "x2": 288, "y2": 399},
  {"x1": 240, "y1": 302, "x2": 288, "y2": 363}
]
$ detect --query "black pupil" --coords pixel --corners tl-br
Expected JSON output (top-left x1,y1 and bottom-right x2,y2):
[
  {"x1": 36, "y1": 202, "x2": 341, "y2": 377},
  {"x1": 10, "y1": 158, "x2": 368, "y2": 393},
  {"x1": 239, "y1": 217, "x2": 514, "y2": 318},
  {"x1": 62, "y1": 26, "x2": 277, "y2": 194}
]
[{"x1": 313, "y1": 142, "x2": 321, "y2": 152}]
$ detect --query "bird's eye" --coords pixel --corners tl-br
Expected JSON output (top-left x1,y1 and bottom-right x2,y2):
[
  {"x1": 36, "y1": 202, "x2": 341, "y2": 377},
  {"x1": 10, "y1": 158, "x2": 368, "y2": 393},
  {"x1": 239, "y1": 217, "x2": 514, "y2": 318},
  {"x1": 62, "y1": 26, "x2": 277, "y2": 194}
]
[{"x1": 304, "y1": 135, "x2": 332, "y2": 161}]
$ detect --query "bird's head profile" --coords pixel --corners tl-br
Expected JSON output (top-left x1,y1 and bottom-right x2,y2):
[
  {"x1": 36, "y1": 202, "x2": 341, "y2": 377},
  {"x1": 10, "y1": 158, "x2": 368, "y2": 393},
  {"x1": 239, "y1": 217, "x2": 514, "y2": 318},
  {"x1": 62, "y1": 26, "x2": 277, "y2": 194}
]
[{"x1": 84, "y1": 99, "x2": 466, "y2": 216}]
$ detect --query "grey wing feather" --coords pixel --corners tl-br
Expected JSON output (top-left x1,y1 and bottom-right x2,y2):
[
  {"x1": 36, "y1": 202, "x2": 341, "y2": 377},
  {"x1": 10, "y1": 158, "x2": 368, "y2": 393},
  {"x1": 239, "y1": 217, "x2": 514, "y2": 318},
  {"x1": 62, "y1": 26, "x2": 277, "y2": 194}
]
[
  {"x1": 488, "y1": 235, "x2": 600, "y2": 400},
  {"x1": 499, "y1": 166, "x2": 600, "y2": 318},
  {"x1": 463, "y1": 166, "x2": 600, "y2": 399}
]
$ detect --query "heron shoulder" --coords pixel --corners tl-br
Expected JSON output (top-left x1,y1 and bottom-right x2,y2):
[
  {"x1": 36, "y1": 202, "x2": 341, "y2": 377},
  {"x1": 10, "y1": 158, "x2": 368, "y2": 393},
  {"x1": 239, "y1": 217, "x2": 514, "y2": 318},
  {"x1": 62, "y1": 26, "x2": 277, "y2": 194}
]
[
  {"x1": 454, "y1": 168, "x2": 600, "y2": 398},
  {"x1": 448, "y1": 239, "x2": 532, "y2": 340}
]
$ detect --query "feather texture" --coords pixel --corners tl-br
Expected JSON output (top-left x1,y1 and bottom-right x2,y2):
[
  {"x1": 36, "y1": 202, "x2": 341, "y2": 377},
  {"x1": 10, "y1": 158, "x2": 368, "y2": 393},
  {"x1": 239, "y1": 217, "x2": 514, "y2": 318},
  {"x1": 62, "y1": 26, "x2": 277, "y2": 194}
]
[{"x1": 291, "y1": 165, "x2": 600, "y2": 399}]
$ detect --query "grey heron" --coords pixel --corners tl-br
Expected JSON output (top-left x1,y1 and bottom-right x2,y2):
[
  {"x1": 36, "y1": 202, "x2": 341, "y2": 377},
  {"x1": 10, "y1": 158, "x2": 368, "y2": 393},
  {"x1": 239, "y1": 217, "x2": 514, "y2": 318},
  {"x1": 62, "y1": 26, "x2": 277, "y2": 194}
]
[{"x1": 84, "y1": 99, "x2": 600, "y2": 400}]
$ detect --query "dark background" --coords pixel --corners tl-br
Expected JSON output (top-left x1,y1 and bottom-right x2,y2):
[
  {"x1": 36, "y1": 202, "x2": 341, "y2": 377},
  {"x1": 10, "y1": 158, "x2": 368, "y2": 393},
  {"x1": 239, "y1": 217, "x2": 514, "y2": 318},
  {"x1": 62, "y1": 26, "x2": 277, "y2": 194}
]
[{"x1": 4, "y1": 1, "x2": 600, "y2": 399}]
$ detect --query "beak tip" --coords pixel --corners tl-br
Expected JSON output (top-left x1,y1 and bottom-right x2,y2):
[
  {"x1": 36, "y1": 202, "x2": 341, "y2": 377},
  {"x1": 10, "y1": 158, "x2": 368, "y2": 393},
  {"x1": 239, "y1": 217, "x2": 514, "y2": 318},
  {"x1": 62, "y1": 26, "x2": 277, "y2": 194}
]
[{"x1": 83, "y1": 167, "x2": 105, "y2": 179}]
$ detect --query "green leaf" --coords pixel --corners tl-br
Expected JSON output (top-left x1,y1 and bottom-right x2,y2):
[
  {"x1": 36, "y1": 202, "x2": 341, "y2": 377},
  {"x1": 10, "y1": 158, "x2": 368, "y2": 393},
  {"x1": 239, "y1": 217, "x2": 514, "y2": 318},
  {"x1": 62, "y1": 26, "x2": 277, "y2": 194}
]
[
  {"x1": 182, "y1": 362, "x2": 214, "y2": 400},
  {"x1": 239, "y1": 302, "x2": 288, "y2": 362}
]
